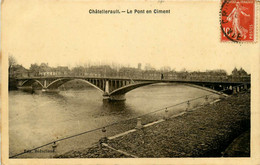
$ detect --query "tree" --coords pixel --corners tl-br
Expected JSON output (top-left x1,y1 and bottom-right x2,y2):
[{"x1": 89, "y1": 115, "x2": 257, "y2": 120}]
[
  {"x1": 231, "y1": 67, "x2": 248, "y2": 76},
  {"x1": 160, "y1": 66, "x2": 171, "y2": 72},
  {"x1": 71, "y1": 66, "x2": 85, "y2": 76},
  {"x1": 30, "y1": 63, "x2": 40, "y2": 73},
  {"x1": 8, "y1": 55, "x2": 17, "y2": 73},
  {"x1": 238, "y1": 68, "x2": 248, "y2": 76},
  {"x1": 231, "y1": 67, "x2": 239, "y2": 76}
]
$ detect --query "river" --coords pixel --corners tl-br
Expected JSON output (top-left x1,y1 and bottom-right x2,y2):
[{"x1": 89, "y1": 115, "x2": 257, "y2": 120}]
[{"x1": 9, "y1": 83, "x2": 219, "y2": 158}]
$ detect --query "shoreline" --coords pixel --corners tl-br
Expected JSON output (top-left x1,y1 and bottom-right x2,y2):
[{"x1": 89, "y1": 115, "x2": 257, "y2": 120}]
[{"x1": 56, "y1": 91, "x2": 250, "y2": 158}]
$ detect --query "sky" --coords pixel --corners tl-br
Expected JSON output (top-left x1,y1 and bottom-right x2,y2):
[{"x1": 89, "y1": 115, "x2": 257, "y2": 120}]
[{"x1": 2, "y1": 0, "x2": 258, "y2": 74}]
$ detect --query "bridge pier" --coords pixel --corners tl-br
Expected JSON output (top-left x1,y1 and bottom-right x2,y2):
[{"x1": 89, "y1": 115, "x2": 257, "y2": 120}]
[
  {"x1": 103, "y1": 93, "x2": 126, "y2": 101},
  {"x1": 105, "y1": 80, "x2": 110, "y2": 93},
  {"x1": 103, "y1": 92, "x2": 110, "y2": 100},
  {"x1": 43, "y1": 80, "x2": 47, "y2": 88}
]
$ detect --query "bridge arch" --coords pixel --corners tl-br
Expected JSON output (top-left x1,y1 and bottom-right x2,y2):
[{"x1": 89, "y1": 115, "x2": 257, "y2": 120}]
[
  {"x1": 183, "y1": 83, "x2": 226, "y2": 95},
  {"x1": 109, "y1": 81, "x2": 224, "y2": 97},
  {"x1": 21, "y1": 79, "x2": 44, "y2": 88},
  {"x1": 109, "y1": 81, "x2": 159, "y2": 96},
  {"x1": 46, "y1": 78, "x2": 104, "y2": 93}
]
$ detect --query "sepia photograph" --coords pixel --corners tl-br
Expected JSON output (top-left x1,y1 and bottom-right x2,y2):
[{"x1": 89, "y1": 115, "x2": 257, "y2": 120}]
[{"x1": 1, "y1": 0, "x2": 260, "y2": 164}]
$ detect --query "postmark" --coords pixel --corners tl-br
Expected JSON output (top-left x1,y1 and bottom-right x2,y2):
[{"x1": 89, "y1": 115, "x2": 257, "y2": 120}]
[{"x1": 220, "y1": 0, "x2": 255, "y2": 42}]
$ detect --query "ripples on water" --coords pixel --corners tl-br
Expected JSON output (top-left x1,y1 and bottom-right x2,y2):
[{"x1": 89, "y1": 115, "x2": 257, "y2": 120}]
[{"x1": 9, "y1": 83, "x2": 219, "y2": 158}]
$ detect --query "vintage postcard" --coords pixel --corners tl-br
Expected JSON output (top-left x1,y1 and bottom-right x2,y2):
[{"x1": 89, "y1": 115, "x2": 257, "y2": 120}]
[{"x1": 1, "y1": 0, "x2": 260, "y2": 164}]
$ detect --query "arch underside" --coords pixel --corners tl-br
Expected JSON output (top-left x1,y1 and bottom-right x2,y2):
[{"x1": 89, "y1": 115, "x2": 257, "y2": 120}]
[
  {"x1": 21, "y1": 79, "x2": 44, "y2": 88},
  {"x1": 109, "y1": 82, "x2": 159, "y2": 96},
  {"x1": 46, "y1": 78, "x2": 104, "y2": 93},
  {"x1": 109, "y1": 82, "x2": 230, "y2": 96},
  {"x1": 183, "y1": 83, "x2": 224, "y2": 95}
]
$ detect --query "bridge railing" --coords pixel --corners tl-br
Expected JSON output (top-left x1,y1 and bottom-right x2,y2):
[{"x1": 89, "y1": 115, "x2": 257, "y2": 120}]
[{"x1": 9, "y1": 83, "x2": 249, "y2": 158}]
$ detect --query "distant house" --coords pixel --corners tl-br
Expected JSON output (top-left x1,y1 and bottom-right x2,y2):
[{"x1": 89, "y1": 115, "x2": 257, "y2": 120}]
[
  {"x1": 38, "y1": 63, "x2": 52, "y2": 76},
  {"x1": 164, "y1": 71, "x2": 178, "y2": 80},
  {"x1": 55, "y1": 66, "x2": 70, "y2": 76},
  {"x1": 37, "y1": 63, "x2": 70, "y2": 76}
]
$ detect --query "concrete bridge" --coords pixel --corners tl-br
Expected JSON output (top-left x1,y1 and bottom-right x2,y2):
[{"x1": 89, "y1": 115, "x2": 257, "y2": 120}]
[{"x1": 15, "y1": 76, "x2": 250, "y2": 100}]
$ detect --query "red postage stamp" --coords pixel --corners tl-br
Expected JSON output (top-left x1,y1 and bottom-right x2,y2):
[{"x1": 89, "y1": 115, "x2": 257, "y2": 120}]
[{"x1": 220, "y1": 0, "x2": 255, "y2": 42}]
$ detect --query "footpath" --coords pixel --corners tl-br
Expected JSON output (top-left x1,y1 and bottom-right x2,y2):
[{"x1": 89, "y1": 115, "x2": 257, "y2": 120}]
[{"x1": 57, "y1": 91, "x2": 250, "y2": 158}]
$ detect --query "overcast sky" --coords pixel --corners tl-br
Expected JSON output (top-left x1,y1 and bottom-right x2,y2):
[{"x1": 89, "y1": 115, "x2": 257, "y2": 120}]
[{"x1": 2, "y1": 0, "x2": 257, "y2": 74}]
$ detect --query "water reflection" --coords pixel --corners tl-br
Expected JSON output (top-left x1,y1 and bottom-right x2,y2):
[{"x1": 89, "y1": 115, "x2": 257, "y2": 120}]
[{"x1": 102, "y1": 100, "x2": 131, "y2": 114}]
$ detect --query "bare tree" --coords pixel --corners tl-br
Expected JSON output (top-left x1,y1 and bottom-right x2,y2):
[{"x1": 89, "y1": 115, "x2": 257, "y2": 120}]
[{"x1": 8, "y1": 55, "x2": 17, "y2": 73}]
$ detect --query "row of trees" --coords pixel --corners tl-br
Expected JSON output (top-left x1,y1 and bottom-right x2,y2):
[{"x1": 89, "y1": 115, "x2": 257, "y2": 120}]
[{"x1": 9, "y1": 56, "x2": 250, "y2": 81}]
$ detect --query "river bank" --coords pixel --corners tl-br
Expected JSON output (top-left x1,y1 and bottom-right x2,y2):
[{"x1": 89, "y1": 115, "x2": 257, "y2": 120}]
[{"x1": 56, "y1": 90, "x2": 250, "y2": 158}]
